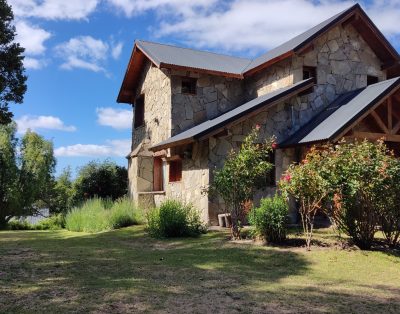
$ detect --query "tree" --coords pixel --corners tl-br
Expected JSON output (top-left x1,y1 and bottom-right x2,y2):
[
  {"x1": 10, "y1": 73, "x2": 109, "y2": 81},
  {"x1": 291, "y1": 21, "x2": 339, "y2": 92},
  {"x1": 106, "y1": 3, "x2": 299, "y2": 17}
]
[
  {"x1": 211, "y1": 127, "x2": 274, "y2": 239},
  {"x1": 0, "y1": 0, "x2": 27, "y2": 124},
  {"x1": 48, "y1": 167, "x2": 74, "y2": 214},
  {"x1": 0, "y1": 124, "x2": 56, "y2": 226},
  {"x1": 72, "y1": 160, "x2": 128, "y2": 205}
]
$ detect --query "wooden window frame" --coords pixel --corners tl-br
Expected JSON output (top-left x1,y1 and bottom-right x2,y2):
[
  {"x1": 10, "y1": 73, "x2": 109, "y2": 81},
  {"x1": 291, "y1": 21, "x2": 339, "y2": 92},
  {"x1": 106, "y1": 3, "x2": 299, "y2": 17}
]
[
  {"x1": 134, "y1": 94, "x2": 145, "y2": 129},
  {"x1": 153, "y1": 157, "x2": 164, "y2": 191},
  {"x1": 181, "y1": 77, "x2": 197, "y2": 95}
]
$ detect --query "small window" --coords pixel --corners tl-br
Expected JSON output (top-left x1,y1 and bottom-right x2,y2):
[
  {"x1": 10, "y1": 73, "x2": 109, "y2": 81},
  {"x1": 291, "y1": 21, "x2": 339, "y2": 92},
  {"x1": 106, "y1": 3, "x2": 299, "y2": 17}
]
[
  {"x1": 303, "y1": 66, "x2": 317, "y2": 82},
  {"x1": 181, "y1": 78, "x2": 197, "y2": 95},
  {"x1": 367, "y1": 75, "x2": 379, "y2": 86},
  {"x1": 134, "y1": 95, "x2": 144, "y2": 128},
  {"x1": 169, "y1": 159, "x2": 182, "y2": 182}
]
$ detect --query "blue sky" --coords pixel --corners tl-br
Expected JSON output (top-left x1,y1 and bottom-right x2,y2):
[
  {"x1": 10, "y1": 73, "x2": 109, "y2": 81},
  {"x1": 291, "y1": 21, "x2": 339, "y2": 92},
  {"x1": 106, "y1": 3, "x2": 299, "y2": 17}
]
[{"x1": 8, "y1": 0, "x2": 400, "y2": 177}]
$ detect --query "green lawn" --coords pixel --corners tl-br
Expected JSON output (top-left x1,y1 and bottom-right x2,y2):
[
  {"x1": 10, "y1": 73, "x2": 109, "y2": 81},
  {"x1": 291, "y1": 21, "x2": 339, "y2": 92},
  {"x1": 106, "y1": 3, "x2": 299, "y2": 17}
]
[{"x1": 0, "y1": 227, "x2": 399, "y2": 313}]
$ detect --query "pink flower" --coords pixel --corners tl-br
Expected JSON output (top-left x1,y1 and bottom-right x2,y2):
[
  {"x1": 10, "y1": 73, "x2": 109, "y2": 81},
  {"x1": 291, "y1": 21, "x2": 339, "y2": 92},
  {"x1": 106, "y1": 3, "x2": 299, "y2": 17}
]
[
  {"x1": 284, "y1": 174, "x2": 291, "y2": 182},
  {"x1": 271, "y1": 142, "x2": 278, "y2": 149},
  {"x1": 255, "y1": 124, "x2": 261, "y2": 130},
  {"x1": 303, "y1": 159, "x2": 308, "y2": 164}
]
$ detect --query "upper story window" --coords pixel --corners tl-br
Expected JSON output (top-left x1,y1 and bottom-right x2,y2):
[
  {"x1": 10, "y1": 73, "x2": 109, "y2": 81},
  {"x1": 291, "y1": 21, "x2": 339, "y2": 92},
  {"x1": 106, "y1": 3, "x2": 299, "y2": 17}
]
[
  {"x1": 367, "y1": 75, "x2": 379, "y2": 86},
  {"x1": 303, "y1": 66, "x2": 317, "y2": 83},
  {"x1": 181, "y1": 77, "x2": 197, "y2": 95},
  {"x1": 134, "y1": 94, "x2": 144, "y2": 129}
]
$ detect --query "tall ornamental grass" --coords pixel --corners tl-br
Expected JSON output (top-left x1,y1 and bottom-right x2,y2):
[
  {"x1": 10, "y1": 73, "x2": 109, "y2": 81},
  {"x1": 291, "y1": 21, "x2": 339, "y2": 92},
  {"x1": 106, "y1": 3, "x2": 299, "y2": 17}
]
[{"x1": 65, "y1": 197, "x2": 144, "y2": 233}]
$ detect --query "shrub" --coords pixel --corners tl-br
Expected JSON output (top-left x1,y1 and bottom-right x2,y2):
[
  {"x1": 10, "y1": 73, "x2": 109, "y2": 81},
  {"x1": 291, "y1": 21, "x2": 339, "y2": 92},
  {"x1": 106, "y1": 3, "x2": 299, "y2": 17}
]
[
  {"x1": 147, "y1": 200, "x2": 206, "y2": 238},
  {"x1": 7, "y1": 220, "x2": 33, "y2": 230},
  {"x1": 248, "y1": 194, "x2": 288, "y2": 243},
  {"x1": 35, "y1": 214, "x2": 65, "y2": 230},
  {"x1": 280, "y1": 148, "x2": 329, "y2": 250},
  {"x1": 210, "y1": 126, "x2": 274, "y2": 239},
  {"x1": 65, "y1": 197, "x2": 143, "y2": 233}
]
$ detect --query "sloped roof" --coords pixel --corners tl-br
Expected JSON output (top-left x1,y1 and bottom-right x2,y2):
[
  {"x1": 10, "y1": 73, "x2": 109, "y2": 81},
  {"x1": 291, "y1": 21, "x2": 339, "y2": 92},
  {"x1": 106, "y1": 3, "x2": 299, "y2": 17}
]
[
  {"x1": 280, "y1": 77, "x2": 400, "y2": 147},
  {"x1": 136, "y1": 40, "x2": 251, "y2": 76},
  {"x1": 150, "y1": 78, "x2": 314, "y2": 151},
  {"x1": 118, "y1": 3, "x2": 400, "y2": 103}
]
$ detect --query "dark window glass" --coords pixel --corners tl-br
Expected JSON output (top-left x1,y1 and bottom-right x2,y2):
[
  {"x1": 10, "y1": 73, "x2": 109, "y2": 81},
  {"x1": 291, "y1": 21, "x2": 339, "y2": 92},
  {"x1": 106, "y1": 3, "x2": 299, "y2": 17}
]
[
  {"x1": 134, "y1": 95, "x2": 144, "y2": 128},
  {"x1": 181, "y1": 78, "x2": 197, "y2": 94},
  {"x1": 367, "y1": 75, "x2": 379, "y2": 85}
]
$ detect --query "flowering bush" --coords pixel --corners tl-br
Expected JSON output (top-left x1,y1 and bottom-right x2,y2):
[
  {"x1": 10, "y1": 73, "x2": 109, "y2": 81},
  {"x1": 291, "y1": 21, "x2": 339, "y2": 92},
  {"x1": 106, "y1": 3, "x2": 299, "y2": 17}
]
[
  {"x1": 211, "y1": 127, "x2": 274, "y2": 239},
  {"x1": 280, "y1": 148, "x2": 329, "y2": 250}
]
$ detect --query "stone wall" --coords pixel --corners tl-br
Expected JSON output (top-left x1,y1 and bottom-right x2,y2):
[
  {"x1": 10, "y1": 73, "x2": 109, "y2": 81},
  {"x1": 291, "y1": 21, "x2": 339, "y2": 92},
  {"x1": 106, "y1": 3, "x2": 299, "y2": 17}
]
[
  {"x1": 129, "y1": 61, "x2": 172, "y2": 200},
  {"x1": 170, "y1": 71, "x2": 245, "y2": 134}
]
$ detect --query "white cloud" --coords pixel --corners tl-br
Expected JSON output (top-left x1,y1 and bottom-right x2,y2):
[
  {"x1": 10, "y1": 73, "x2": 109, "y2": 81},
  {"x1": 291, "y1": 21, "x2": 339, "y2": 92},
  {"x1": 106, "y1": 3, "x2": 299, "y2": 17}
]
[
  {"x1": 111, "y1": 42, "x2": 124, "y2": 59},
  {"x1": 96, "y1": 107, "x2": 132, "y2": 129},
  {"x1": 9, "y1": 0, "x2": 99, "y2": 20},
  {"x1": 16, "y1": 115, "x2": 77, "y2": 134},
  {"x1": 105, "y1": 0, "x2": 400, "y2": 53},
  {"x1": 24, "y1": 57, "x2": 47, "y2": 70},
  {"x1": 15, "y1": 20, "x2": 51, "y2": 55},
  {"x1": 55, "y1": 36, "x2": 109, "y2": 72},
  {"x1": 54, "y1": 139, "x2": 131, "y2": 157}
]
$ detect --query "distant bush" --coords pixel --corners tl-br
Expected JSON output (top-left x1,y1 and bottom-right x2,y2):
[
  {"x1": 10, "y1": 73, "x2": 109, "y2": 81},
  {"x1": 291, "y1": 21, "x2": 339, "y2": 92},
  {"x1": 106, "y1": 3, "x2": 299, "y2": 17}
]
[
  {"x1": 65, "y1": 197, "x2": 143, "y2": 233},
  {"x1": 147, "y1": 200, "x2": 206, "y2": 238},
  {"x1": 248, "y1": 194, "x2": 288, "y2": 243},
  {"x1": 7, "y1": 214, "x2": 65, "y2": 230}
]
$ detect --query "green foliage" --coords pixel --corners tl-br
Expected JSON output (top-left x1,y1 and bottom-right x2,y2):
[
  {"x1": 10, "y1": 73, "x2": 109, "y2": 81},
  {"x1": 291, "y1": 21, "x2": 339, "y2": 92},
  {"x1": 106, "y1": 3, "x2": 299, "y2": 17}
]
[
  {"x1": 0, "y1": 124, "x2": 55, "y2": 226},
  {"x1": 65, "y1": 197, "x2": 142, "y2": 233},
  {"x1": 6, "y1": 214, "x2": 65, "y2": 230},
  {"x1": 211, "y1": 127, "x2": 274, "y2": 239},
  {"x1": 319, "y1": 140, "x2": 392, "y2": 249},
  {"x1": 280, "y1": 148, "x2": 329, "y2": 250},
  {"x1": 48, "y1": 167, "x2": 74, "y2": 214},
  {"x1": 146, "y1": 200, "x2": 206, "y2": 238},
  {"x1": 0, "y1": 0, "x2": 27, "y2": 124},
  {"x1": 248, "y1": 194, "x2": 288, "y2": 243},
  {"x1": 72, "y1": 160, "x2": 128, "y2": 205}
]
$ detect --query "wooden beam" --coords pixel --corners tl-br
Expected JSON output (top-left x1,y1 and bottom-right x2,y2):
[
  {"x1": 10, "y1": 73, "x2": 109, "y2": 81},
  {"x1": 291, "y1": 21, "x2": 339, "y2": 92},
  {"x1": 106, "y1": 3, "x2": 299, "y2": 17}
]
[
  {"x1": 243, "y1": 51, "x2": 294, "y2": 77},
  {"x1": 388, "y1": 97, "x2": 393, "y2": 131},
  {"x1": 296, "y1": 43, "x2": 314, "y2": 56},
  {"x1": 341, "y1": 12, "x2": 359, "y2": 28},
  {"x1": 371, "y1": 110, "x2": 389, "y2": 133},
  {"x1": 392, "y1": 121, "x2": 400, "y2": 135},
  {"x1": 352, "y1": 131, "x2": 400, "y2": 142}
]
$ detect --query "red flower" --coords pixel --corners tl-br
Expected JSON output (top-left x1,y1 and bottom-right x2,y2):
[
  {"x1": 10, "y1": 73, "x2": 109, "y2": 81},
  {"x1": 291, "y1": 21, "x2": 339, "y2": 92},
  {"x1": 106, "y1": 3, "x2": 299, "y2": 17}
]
[
  {"x1": 283, "y1": 174, "x2": 291, "y2": 182},
  {"x1": 271, "y1": 142, "x2": 278, "y2": 149}
]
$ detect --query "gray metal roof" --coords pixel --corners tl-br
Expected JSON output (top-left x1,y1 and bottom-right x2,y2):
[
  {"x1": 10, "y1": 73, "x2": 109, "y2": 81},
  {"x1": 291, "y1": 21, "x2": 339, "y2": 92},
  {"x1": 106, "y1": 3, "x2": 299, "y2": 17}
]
[
  {"x1": 136, "y1": 40, "x2": 251, "y2": 76},
  {"x1": 280, "y1": 77, "x2": 400, "y2": 147},
  {"x1": 244, "y1": 5, "x2": 358, "y2": 72},
  {"x1": 150, "y1": 78, "x2": 314, "y2": 151},
  {"x1": 136, "y1": 5, "x2": 362, "y2": 76}
]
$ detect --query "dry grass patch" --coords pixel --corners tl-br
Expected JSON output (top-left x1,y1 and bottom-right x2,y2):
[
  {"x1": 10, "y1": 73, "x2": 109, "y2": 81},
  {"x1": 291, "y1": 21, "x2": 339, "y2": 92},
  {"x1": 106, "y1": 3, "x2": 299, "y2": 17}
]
[{"x1": 0, "y1": 227, "x2": 399, "y2": 313}]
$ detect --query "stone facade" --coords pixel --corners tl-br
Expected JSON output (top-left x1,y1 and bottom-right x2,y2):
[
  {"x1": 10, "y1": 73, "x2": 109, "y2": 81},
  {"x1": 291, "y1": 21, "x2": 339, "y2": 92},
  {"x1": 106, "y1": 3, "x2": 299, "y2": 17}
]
[{"x1": 128, "y1": 23, "x2": 388, "y2": 224}]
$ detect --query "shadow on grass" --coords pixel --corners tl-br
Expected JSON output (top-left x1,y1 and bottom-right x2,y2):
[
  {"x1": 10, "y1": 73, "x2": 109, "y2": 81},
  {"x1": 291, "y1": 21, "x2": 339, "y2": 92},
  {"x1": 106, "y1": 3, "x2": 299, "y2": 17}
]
[{"x1": 0, "y1": 227, "x2": 399, "y2": 313}]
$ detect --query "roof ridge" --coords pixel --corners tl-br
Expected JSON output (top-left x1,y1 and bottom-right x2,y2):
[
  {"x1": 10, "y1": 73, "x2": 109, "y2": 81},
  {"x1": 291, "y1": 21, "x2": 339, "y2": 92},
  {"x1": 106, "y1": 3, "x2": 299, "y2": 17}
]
[{"x1": 136, "y1": 39, "x2": 252, "y2": 62}]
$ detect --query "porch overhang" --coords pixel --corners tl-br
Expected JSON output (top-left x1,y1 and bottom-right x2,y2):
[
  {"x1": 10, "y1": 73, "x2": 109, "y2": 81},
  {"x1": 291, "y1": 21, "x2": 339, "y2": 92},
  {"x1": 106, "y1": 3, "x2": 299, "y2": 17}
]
[{"x1": 280, "y1": 77, "x2": 400, "y2": 148}]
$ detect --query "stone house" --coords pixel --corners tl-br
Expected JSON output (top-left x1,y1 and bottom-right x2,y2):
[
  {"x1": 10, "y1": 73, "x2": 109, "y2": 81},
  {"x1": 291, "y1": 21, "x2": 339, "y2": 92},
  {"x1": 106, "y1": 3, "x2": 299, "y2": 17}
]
[{"x1": 117, "y1": 4, "x2": 400, "y2": 224}]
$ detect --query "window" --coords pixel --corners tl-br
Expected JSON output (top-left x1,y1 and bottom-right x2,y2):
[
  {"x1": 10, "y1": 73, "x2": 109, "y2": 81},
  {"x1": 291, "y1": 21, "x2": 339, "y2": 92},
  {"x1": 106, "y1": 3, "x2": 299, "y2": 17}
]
[
  {"x1": 303, "y1": 66, "x2": 317, "y2": 82},
  {"x1": 367, "y1": 75, "x2": 379, "y2": 86},
  {"x1": 169, "y1": 159, "x2": 182, "y2": 182},
  {"x1": 134, "y1": 95, "x2": 144, "y2": 128},
  {"x1": 300, "y1": 66, "x2": 316, "y2": 96},
  {"x1": 153, "y1": 157, "x2": 164, "y2": 191},
  {"x1": 181, "y1": 78, "x2": 197, "y2": 95}
]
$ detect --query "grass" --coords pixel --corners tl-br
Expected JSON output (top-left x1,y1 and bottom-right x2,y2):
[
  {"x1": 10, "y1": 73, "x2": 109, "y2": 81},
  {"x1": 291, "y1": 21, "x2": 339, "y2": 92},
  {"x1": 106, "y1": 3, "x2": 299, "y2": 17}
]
[
  {"x1": 65, "y1": 197, "x2": 144, "y2": 232},
  {"x1": 0, "y1": 227, "x2": 399, "y2": 313}
]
